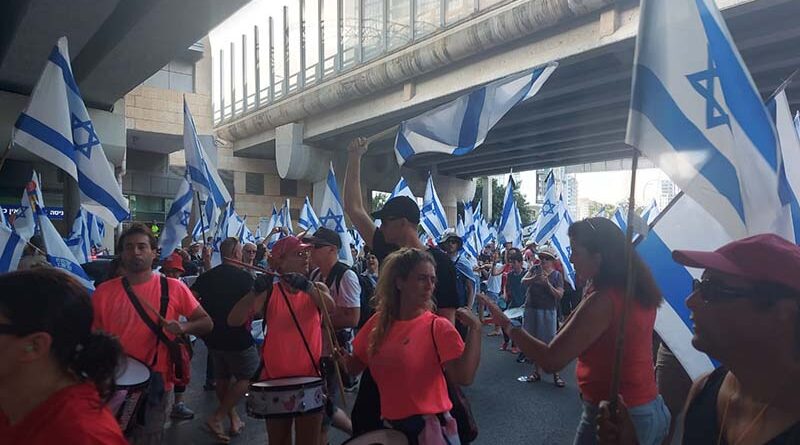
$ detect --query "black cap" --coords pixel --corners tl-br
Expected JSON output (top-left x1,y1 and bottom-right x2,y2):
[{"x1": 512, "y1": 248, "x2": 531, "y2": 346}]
[
  {"x1": 371, "y1": 196, "x2": 420, "y2": 224},
  {"x1": 303, "y1": 227, "x2": 342, "y2": 249}
]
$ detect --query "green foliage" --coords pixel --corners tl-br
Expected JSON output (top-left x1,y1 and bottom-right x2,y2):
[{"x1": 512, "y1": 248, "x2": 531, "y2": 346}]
[
  {"x1": 472, "y1": 177, "x2": 534, "y2": 225},
  {"x1": 371, "y1": 192, "x2": 389, "y2": 213}
]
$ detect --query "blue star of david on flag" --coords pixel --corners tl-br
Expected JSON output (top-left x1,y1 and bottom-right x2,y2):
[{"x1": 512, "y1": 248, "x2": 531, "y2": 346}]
[
  {"x1": 686, "y1": 50, "x2": 730, "y2": 130},
  {"x1": 158, "y1": 176, "x2": 194, "y2": 259},
  {"x1": 71, "y1": 114, "x2": 100, "y2": 158},
  {"x1": 179, "y1": 210, "x2": 191, "y2": 227},
  {"x1": 319, "y1": 209, "x2": 345, "y2": 232},
  {"x1": 541, "y1": 199, "x2": 556, "y2": 217}
]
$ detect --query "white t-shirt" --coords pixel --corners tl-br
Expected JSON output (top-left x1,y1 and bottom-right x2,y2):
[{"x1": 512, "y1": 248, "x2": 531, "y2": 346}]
[
  {"x1": 486, "y1": 263, "x2": 504, "y2": 294},
  {"x1": 311, "y1": 267, "x2": 361, "y2": 310}
]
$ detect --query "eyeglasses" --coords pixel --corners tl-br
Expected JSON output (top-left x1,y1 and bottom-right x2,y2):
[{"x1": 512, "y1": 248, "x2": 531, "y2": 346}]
[
  {"x1": 691, "y1": 278, "x2": 754, "y2": 302},
  {"x1": 295, "y1": 250, "x2": 310, "y2": 259}
]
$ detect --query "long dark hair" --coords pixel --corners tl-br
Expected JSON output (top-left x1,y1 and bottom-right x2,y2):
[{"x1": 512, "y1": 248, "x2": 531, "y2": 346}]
[
  {"x1": 568, "y1": 217, "x2": 662, "y2": 308},
  {"x1": 0, "y1": 269, "x2": 123, "y2": 401}
]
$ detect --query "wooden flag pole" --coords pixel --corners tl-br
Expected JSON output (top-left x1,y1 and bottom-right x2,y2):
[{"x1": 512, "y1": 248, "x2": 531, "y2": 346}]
[
  {"x1": 196, "y1": 192, "x2": 208, "y2": 245},
  {"x1": 608, "y1": 148, "x2": 640, "y2": 416},
  {"x1": 765, "y1": 68, "x2": 800, "y2": 103}
]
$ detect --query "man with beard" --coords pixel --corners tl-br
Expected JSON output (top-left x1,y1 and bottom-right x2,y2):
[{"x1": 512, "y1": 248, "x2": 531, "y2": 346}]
[{"x1": 92, "y1": 223, "x2": 213, "y2": 445}]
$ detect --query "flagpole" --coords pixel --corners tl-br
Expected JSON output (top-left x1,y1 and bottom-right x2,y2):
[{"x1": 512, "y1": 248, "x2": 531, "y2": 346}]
[
  {"x1": 765, "y1": 68, "x2": 800, "y2": 103},
  {"x1": 609, "y1": 148, "x2": 640, "y2": 415},
  {"x1": 365, "y1": 125, "x2": 399, "y2": 145}
]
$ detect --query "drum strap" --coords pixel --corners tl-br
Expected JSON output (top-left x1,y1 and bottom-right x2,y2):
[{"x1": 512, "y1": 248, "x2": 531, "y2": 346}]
[
  {"x1": 122, "y1": 275, "x2": 170, "y2": 368},
  {"x1": 276, "y1": 284, "x2": 322, "y2": 377}
]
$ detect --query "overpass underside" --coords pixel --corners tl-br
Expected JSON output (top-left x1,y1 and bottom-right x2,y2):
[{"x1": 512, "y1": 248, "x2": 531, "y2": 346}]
[{"x1": 218, "y1": 0, "x2": 800, "y2": 187}]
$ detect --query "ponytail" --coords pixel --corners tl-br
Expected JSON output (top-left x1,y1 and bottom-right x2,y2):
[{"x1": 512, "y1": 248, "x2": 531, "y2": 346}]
[{"x1": 72, "y1": 332, "x2": 123, "y2": 402}]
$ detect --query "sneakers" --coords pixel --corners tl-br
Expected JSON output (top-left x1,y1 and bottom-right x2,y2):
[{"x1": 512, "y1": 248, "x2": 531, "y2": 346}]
[
  {"x1": 170, "y1": 402, "x2": 195, "y2": 420},
  {"x1": 499, "y1": 342, "x2": 508, "y2": 351}
]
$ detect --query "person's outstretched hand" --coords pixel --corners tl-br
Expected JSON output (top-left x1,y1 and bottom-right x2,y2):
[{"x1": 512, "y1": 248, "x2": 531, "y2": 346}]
[{"x1": 478, "y1": 294, "x2": 510, "y2": 329}]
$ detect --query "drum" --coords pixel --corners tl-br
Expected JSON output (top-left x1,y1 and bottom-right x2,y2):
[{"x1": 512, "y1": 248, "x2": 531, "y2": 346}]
[
  {"x1": 246, "y1": 376, "x2": 325, "y2": 419},
  {"x1": 342, "y1": 429, "x2": 410, "y2": 445},
  {"x1": 107, "y1": 356, "x2": 151, "y2": 435},
  {"x1": 504, "y1": 307, "x2": 524, "y2": 320}
]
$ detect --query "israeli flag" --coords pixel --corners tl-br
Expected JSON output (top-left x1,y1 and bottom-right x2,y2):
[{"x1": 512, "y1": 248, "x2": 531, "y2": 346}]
[
  {"x1": 421, "y1": 173, "x2": 448, "y2": 241},
  {"x1": 498, "y1": 175, "x2": 522, "y2": 247},
  {"x1": 319, "y1": 164, "x2": 353, "y2": 265},
  {"x1": 767, "y1": 90, "x2": 800, "y2": 239},
  {"x1": 550, "y1": 196, "x2": 576, "y2": 289},
  {"x1": 86, "y1": 211, "x2": 104, "y2": 248},
  {"x1": 40, "y1": 213, "x2": 95, "y2": 292},
  {"x1": 640, "y1": 199, "x2": 660, "y2": 225},
  {"x1": 14, "y1": 171, "x2": 45, "y2": 241},
  {"x1": 65, "y1": 210, "x2": 91, "y2": 264},
  {"x1": 192, "y1": 198, "x2": 219, "y2": 242},
  {"x1": 627, "y1": 0, "x2": 790, "y2": 240},
  {"x1": 0, "y1": 225, "x2": 26, "y2": 273},
  {"x1": 281, "y1": 199, "x2": 294, "y2": 234},
  {"x1": 636, "y1": 193, "x2": 720, "y2": 380},
  {"x1": 612, "y1": 207, "x2": 628, "y2": 233},
  {"x1": 532, "y1": 171, "x2": 561, "y2": 244},
  {"x1": 184, "y1": 99, "x2": 231, "y2": 207},
  {"x1": 594, "y1": 208, "x2": 607, "y2": 218},
  {"x1": 298, "y1": 196, "x2": 321, "y2": 233},
  {"x1": 265, "y1": 205, "x2": 282, "y2": 248},
  {"x1": 456, "y1": 217, "x2": 465, "y2": 237},
  {"x1": 463, "y1": 201, "x2": 475, "y2": 230},
  {"x1": 254, "y1": 225, "x2": 264, "y2": 242},
  {"x1": 462, "y1": 224, "x2": 481, "y2": 263},
  {"x1": 395, "y1": 63, "x2": 557, "y2": 165},
  {"x1": 237, "y1": 216, "x2": 257, "y2": 244},
  {"x1": 376, "y1": 177, "x2": 416, "y2": 227},
  {"x1": 13, "y1": 38, "x2": 129, "y2": 226},
  {"x1": 159, "y1": 176, "x2": 194, "y2": 259},
  {"x1": 350, "y1": 228, "x2": 365, "y2": 254}
]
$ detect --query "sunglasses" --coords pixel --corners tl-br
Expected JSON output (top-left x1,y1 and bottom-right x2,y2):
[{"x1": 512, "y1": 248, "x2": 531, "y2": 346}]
[{"x1": 692, "y1": 278, "x2": 754, "y2": 302}]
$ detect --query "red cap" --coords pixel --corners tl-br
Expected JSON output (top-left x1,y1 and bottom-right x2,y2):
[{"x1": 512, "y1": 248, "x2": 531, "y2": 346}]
[
  {"x1": 271, "y1": 236, "x2": 311, "y2": 259},
  {"x1": 672, "y1": 233, "x2": 800, "y2": 292},
  {"x1": 161, "y1": 252, "x2": 185, "y2": 273}
]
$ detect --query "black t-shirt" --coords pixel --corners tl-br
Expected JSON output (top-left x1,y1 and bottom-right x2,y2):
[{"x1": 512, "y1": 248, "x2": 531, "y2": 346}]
[
  {"x1": 371, "y1": 228, "x2": 460, "y2": 309},
  {"x1": 525, "y1": 270, "x2": 563, "y2": 310},
  {"x1": 191, "y1": 263, "x2": 255, "y2": 351},
  {"x1": 506, "y1": 268, "x2": 527, "y2": 308}
]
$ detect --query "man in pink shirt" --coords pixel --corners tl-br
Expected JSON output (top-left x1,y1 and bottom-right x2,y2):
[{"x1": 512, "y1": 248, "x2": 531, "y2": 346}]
[{"x1": 93, "y1": 224, "x2": 213, "y2": 445}]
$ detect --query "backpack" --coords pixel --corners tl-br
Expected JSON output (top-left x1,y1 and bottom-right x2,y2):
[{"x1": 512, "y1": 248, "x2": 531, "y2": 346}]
[{"x1": 326, "y1": 262, "x2": 376, "y2": 329}]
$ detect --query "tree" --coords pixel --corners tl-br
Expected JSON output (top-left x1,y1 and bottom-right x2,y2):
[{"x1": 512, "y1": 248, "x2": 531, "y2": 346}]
[
  {"x1": 370, "y1": 192, "x2": 389, "y2": 213},
  {"x1": 471, "y1": 177, "x2": 534, "y2": 226}
]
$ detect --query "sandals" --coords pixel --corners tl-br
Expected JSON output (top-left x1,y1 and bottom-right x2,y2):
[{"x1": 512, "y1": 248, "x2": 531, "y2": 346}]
[
  {"x1": 517, "y1": 371, "x2": 541, "y2": 383},
  {"x1": 554, "y1": 375, "x2": 566, "y2": 388},
  {"x1": 204, "y1": 419, "x2": 231, "y2": 444}
]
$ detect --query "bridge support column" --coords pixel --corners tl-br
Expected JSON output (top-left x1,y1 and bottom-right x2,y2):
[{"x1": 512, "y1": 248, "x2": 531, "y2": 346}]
[{"x1": 275, "y1": 122, "x2": 332, "y2": 182}]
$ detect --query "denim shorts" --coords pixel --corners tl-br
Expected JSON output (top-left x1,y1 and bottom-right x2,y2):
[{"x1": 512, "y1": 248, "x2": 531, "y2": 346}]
[{"x1": 573, "y1": 395, "x2": 670, "y2": 445}]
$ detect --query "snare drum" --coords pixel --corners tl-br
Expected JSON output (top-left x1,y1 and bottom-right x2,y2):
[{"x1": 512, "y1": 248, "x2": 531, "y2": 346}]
[
  {"x1": 246, "y1": 376, "x2": 325, "y2": 419},
  {"x1": 342, "y1": 429, "x2": 410, "y2": 445},
  {"x1": 107, "y1": 356, "x2": 151, "y2": 435}
]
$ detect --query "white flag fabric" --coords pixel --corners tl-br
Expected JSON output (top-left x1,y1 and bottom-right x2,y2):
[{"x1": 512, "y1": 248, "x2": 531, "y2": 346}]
[
  {"x1": 395, "y1": 63, "x2": 557, "y2": 165},
  {"x1": 65, "y1": 210, "x2": 91, "y2": 264},
  {"x1": 498, "y1": 175, "x2": 522, "y2": 247},
  {"x1": 319, "y1": 165, "x2": 353, "y2": 265},
  {"x1": 192, "y1": 198, "x2": 219, "y2": 242},
  {"x1": 298, "y1": 196, "x2": 321, "y2": 233},
  {"x1": 86, "y1": 211, "x2": 104, "y2": 248},
  {"x1": 636, "y1": 194, "x2": 720, "y2": 380},
  {"x1": 420, "y1": 173, "x2": 448, "y2": 241},
  {"x1": 184, "y1": 99, "x2": 231, "y2": 207},
  {"x1": 13, "y1": 37, "x2": 129, "y2": 225},
  {"x1": 282, "y1": 199, "x2": 294, "y2": 235},
  {"x1": 627, "y1": 0, "x2": 789, "y2": 240},
  {"x1": 767, "y1": 90, "x2": 800, "y2": 239},
  {"x1": 376, "y1": 177, "x2": 416, "y2": 227},
  {"x1": 40, "y1": 213, "x2": 95, "y2": 292},
  {"x1": 463, "y1": 201, "x2": 475, "y2": 230},
  {"x1": 0, "y1": 206, "x2": 8, "y2": 228},
  {"x1": 640, "y1": 199, "x2": 660, "y2": 225},
  {"x1": 350, "y1": 228, "x2": 365, "y2": 254},
  {"x1": 550, "y1": 196, "x2": 576, "y2": 289},
  {"x1": 532, "y1": 171, "x2": 561, "y2": 244},
  {"x1": 14, "y1": 171, "x2": 44, "y2": 241},
  {"x1": 0, "y1": 225, "x2": 26, "y2": 273},
  {"x1": 237, "y1": 216, "x2": 257, "y2": 244},
  {"x1": 456, "y1": 217, "x2": 465, "y2": 237},
  {"x1": 158, "y1": 176, "x2": 194, "y2": 259}
]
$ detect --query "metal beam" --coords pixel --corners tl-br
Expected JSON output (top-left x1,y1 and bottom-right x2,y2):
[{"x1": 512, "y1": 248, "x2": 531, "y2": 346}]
[
  {"x1": 254, "y1": 25, "x2": 261, "y2": 106},
  {"x1": 269, "y1": 17, "x2": 275, "y2": 103},
  {"x1": 299, "y1": 0, "x2": 306, "y2": 88},
  {"x1": 457, "y1": 148, "x2": 634, "y2": 179},
  {"x1": 485, "y1": 107, "x2": 629, "y2": 145},
  {"x1": 242, "y1": 33, "x2": 248, "y2": 111}
]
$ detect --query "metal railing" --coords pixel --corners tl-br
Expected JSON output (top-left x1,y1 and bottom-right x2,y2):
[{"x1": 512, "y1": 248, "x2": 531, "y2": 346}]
[{"x1": 213, "y1": 0, "x2": 512, "y2": 125}]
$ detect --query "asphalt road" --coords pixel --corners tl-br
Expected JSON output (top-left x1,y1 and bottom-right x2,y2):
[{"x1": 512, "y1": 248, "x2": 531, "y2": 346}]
[{"x1": 163, "y1": 326, "x2": 582, "y2": 444}]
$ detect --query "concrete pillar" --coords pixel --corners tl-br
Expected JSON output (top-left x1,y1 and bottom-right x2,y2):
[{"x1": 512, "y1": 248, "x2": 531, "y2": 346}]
[
  {"x1": 482, "y1": 176, "x2": 492, "y2": 221},
  {"x1": 275, "y1": 122, "x2": 332, "y2": 182}
]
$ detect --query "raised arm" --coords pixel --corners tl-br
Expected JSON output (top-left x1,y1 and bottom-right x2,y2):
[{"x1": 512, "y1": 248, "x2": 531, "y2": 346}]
[{"x1": 343, "y1": 137, "x2": 377, "y2": 248}]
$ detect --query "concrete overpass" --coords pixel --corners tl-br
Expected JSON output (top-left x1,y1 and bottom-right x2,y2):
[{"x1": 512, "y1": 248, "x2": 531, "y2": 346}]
[{"x1": 212, "y1": 0, "x2": 800, "y2": 220}]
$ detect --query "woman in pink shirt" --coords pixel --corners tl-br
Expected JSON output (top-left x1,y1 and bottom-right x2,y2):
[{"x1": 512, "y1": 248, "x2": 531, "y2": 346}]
[
  {"x1": 341, "y1": 248, "x2": 482, "y2": 444},
  {"x1": 482, "y1": 217, "x2": 669, "y2": 445}
]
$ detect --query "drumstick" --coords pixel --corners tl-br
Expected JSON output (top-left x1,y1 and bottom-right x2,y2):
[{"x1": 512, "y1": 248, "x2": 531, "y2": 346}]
[
  {"x1": 226, "y1": 258, "x2": 281, "y2": 277},
  {"x1": 311, "y1": 282, "x2": 349, "y2": 410}
]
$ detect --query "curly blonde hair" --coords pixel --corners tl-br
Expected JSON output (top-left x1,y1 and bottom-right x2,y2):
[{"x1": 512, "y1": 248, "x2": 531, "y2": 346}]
[{"x1": 367, "y1": 248, "x2": 436, "y2": 356}]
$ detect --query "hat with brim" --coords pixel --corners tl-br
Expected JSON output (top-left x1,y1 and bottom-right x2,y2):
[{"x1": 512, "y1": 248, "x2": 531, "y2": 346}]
[
  {"x1": 271, "y1": 236, "x2": 312, "y2": 259},
  {"x1": 302, "y1": 227, "x2": 341, "y2": 249},
  {"x1": 371, "y1": 196, "x2": 420, "y2": 224}
]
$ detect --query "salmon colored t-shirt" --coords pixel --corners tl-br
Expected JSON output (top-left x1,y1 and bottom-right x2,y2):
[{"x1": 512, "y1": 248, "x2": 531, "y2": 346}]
[
  {"x1": 260, "y1": 283, "x2": 323, "y2": 380},
  {"x1": 0, "y1": 382, "x2": 127, "y2": 445},
  {"x1": 92, "y1": 273, "x2": 200, "y2": 390},
  {"x1": 353, "y1": 311, "x2": 464, "y2": 420},
  {"x1": 576, "y1": 286, "x2": 658, "y2": 406}
]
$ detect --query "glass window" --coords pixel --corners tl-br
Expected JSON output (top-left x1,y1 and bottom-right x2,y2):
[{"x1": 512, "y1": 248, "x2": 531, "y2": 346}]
[
  {"x1": 362, "y1": 0, "x2": 385, "y2": 61},
  {"x1": 445, "y1": 0, "x2": 472, "y2": 24},
  {"x1": 415, "y1": 0, "x2": 441, "y2": 39},
  {"x1": 387, "y1": 0, "x2": 411, "y2": 50},
  {"x1": 246, "y1": 172, "x2": 265, "y2": 195}
]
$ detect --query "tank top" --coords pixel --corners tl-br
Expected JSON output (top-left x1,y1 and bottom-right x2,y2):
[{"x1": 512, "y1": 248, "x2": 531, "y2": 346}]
[
  {"x1": 683, "y1": 367, "x2": 800, "y2": 445},
  {"x1": 575, "y1": 286, "x2": 658, "y2": 406}
]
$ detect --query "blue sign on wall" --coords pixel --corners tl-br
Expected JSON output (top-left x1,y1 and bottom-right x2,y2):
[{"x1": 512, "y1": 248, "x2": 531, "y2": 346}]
[{"x1": 1, "y1": 205, "x2": 64, "y2": 220}]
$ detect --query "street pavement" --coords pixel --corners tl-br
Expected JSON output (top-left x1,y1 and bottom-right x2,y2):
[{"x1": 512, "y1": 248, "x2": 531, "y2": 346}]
[{"x1": 164, "y1": 326, "x2": 582, "y2": 444}]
